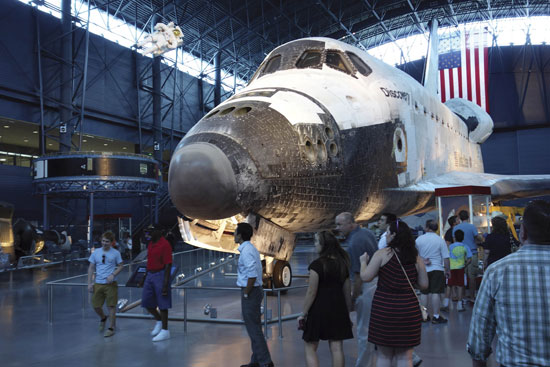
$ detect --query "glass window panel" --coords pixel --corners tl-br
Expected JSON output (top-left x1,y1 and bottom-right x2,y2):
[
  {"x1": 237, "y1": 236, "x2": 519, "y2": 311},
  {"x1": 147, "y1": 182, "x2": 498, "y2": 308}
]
[
  {"x1": 346, "y1": 52, "x2": 372, "y2": 76},
  {"x1": 296, "y1": 51, "x2": 322, "y2": 69},
  {"x1": 261, "y1": 55, "x2": 281, "y2": 76},
  {"x1": 325, "y1": 51, "x2": 351, "y2": 74}
]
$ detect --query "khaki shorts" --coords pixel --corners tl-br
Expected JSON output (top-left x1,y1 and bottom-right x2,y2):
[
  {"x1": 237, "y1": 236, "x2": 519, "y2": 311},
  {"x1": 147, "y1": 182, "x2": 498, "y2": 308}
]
[
  {"x1": 92, "y1": 282, "x2": 118, "y2": 308},
  {"x1": 465, "y1": 253, "x2": 479, "y2": 279}
]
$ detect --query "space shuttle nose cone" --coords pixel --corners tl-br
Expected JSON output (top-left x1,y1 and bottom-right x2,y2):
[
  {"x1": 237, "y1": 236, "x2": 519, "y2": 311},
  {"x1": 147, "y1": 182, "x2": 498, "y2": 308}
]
[{"x1": 168, "y1": 142, "x2": 239, "y2": 219}]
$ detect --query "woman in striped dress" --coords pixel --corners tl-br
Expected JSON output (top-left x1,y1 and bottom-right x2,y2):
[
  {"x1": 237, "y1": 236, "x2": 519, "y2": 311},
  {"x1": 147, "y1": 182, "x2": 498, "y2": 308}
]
[{"x1": 360, "y1": 220, "x2": 428, "y2": 367}]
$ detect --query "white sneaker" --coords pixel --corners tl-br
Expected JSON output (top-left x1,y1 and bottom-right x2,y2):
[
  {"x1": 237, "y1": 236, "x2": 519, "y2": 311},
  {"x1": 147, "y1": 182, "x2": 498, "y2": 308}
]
[
  {"x1": 151, "y1": 321, "x2": 162, "y2": 336},
  {"x1": 152, "y1": 329, "x2": 170, "y2": 342},
  {"x1": 457, "y1": 302, "x2": 465, "y2": 312}
]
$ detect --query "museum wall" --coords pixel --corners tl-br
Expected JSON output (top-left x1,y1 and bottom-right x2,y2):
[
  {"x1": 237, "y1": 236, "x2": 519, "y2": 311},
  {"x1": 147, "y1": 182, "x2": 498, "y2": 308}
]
[
  {"x1": 0, "y1": 0, "x2": 219, "y2": 228},
  {"x1": 0, "y1": 0, "x2": 213, "y2": 143},
  {"x1": 398, "y1": 45, "x2": 550, "y2": 175}
]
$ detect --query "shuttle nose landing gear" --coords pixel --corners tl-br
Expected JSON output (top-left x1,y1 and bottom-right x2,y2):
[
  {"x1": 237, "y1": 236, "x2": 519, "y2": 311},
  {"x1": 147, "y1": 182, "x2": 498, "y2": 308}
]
[
  {"x1": 273, "y1": 260, "x2": 292, "y2": 289},
  {"x1": 263, "y1": 258, "x2": 292, "y2": 294}
]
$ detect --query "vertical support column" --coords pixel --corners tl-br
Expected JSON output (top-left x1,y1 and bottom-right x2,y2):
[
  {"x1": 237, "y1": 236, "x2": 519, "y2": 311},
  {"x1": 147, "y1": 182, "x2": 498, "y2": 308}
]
[
  {"x1": 89, "y1": 192, "x2": 94, "y2": 248},
  {"x1": 214, "y1": 50, "x2": 221, "y2": 106},
  {"x1": 59, "y1": 0, "x2": 73, "y2": 152},
  {"x1": 198, "y1": 77, "x2": 204, "y2": 113},
  {"x1": 468, "y1": 195, "x2": 474, "y2": 224},
  {"x1": 153, "y1": 56, "x2": 162, "y2": 163},
  {"x1": 43, "y1": 194, "x2": 48, "y2": 230},
  {"x1": 78, "y1": 5, "x2": 92, "y2": 151},
  {"x1": 35, "y1": 8, "x2": 46, "y2": 156},
  {"x1": 152, "y1": 56, "x2": 162, "y2": 225},
  {"x1": 437, "y1": 197, "x2": 443, "y2": 238},
  {"x1": 169, "y1": 50, "x2": 178, "y2": 153},
  {"x1": 134, "y1": 51, "x2": 143, "y2": 153}
]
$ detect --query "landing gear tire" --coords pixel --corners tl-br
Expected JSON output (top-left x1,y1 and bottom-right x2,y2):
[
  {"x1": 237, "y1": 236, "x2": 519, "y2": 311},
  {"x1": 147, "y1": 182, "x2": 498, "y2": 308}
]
[{"x1": 273, "y1": 260, "x2": 292, "y2": 289}]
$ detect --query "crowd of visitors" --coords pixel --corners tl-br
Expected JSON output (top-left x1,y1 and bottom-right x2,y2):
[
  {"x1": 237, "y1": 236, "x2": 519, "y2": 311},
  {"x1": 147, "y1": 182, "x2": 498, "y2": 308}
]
[{"x1": 85, "y1": 200, "x2": 550, "y2": 367}]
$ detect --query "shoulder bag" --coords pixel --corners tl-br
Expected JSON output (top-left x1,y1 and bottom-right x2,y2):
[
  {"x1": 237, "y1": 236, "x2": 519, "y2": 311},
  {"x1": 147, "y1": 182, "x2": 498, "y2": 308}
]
[{"x1": 393, "y1": 249, "x2": 428, "y2": 321}]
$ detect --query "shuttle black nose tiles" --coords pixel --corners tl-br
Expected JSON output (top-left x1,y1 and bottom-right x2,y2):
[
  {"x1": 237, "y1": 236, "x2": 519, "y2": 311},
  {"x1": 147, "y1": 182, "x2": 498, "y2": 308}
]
[{"x1": 168, "y1": 142, "x2": 238, "y2": 220}]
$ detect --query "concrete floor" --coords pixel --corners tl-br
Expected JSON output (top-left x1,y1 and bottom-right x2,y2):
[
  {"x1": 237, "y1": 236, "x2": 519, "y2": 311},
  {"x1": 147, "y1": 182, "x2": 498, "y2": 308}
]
[{"x1": 0, "y1": 245, "x2": 497, "y2": 367}]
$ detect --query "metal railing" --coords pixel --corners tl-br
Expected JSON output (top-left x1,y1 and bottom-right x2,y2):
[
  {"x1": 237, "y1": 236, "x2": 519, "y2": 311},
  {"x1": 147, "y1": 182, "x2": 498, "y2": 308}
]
[
  {"x1": 180, "y1": 285, "x2": 307, "y2": 338},
  {"x1": 47, "y1": 247, "x2": 230, "y2": 323},
  {"x1": 46, "y1": 247, "x2": 308, "y2": 339}
]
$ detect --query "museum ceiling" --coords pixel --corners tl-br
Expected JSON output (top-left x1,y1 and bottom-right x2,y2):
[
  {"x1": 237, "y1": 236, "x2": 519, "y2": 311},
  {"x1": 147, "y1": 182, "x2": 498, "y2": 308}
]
[{"x1": 89, "y1": 0, "x2": 550, "y2": 82}]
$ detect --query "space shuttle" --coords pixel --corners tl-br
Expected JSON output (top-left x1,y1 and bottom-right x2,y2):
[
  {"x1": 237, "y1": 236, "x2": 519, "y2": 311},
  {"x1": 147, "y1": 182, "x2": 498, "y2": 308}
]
[{"x1": 168, "y1": 27, "x2": 550, "y2": 287}]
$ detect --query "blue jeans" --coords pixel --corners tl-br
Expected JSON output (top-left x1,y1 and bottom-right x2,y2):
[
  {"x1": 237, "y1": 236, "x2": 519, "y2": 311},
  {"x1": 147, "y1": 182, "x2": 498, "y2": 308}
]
[{"x1": 241, "y1": 287, "x2": 272, "y2": 365}]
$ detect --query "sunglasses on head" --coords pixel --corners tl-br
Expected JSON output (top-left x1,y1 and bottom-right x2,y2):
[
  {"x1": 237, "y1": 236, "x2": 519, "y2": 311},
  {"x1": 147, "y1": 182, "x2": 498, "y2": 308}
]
[{"x1": 102, "y1": 254, "x2": 106, "y2": 264}]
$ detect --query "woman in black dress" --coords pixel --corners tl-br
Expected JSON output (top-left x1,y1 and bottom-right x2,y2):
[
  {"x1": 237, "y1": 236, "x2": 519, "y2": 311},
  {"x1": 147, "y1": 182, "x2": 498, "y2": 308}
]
[
  {"x1": 360, "y1": 220, "x2": 428, "y2": 367},
  {"x1": 298, "y1": 231, "x2": 353, "y2": 367},
  {"x1": 482, "y1": 216, "x2": 518, "y2": 269}
]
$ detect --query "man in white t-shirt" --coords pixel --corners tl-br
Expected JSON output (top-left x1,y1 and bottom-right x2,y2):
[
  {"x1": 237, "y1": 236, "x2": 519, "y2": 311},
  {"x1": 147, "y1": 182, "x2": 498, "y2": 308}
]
[{"x1": 415, "y1": 220, "x2": 450, "y2": 324}]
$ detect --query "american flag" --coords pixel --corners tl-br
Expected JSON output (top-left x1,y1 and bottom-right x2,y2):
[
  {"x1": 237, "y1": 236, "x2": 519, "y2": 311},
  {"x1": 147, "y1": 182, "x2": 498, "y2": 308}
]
[{"x1": 438, "y1": 27, "x2": 489, "y2": 112}]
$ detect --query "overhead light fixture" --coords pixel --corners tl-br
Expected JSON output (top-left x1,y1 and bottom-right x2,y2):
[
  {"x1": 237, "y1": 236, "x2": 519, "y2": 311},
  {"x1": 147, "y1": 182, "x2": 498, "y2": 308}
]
[
  {"x1": 48, "y1": 143, "x2": 52, "y2": 146},
  {"x1": 103, "y1": 143, "x2": 108, "y2": 146},
  {"x1": 3, "y1": 125, "x2": 9, "y2": 128},
  {"x1": 23, "y1": 138, "x2": 29, "y2": 142},
  {"x1": 122, "y1": 147, "x2": 127, "y2": 150},
  {"x1": 33, "y1": 130, "x2": 38, "y2": 134},
  {"x1": 82, "y1": 139, "x2": 87, "y2": 142}
]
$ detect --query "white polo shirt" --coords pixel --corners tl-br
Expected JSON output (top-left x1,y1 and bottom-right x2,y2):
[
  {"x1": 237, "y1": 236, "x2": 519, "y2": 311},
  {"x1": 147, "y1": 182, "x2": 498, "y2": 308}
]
[{"x1": 415, "y1": 232, "x2": 449, "y2": 272}]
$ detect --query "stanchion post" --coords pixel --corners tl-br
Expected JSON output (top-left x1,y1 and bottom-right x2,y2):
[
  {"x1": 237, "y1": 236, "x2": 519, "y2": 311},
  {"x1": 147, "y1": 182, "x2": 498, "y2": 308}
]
[
  {"x1": 82, "y1": 283, "x2": 86, "y2": 314},
  {"x1": 277, "y1": 289, "x2": 282, "y2": 338},
  {"x1": 48, "y1": 283, "x2": 53, "y2": 324},
  {"x1": 184, "y1": 288, "x2": 188, "y2": 334},
  {"x1": 263, "y1": 289, "x2": 268, "y2": 337}
]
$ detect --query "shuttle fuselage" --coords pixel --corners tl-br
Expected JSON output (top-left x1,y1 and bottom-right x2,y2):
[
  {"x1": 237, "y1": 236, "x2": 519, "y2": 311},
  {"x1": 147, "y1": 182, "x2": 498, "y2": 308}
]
[{"x1": 169, "y1": 37, "x2": 490, "y2": 234}]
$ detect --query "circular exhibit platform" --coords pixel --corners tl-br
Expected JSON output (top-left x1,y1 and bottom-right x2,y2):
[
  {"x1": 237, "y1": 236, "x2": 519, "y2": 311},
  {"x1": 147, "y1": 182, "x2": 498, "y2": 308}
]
[{"x1": 32, "y1": 152, "x2": 159, "y2": 197}]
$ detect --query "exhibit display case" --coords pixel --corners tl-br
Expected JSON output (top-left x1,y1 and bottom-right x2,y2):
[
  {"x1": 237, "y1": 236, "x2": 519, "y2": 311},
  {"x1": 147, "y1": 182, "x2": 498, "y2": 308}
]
[{"x1": 435, "y1": 186, "x2": 492, "y2": 235}]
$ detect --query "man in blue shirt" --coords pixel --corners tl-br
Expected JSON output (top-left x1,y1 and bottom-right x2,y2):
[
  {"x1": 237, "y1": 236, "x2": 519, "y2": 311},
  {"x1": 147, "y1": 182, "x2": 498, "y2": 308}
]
[
  {"x1": 453, "y1": 210, "x2": 483, "y2": 300},
  {"x1": 87, "y1": 231, "x2": 124, "y2": 337},
  {"x1": 336, "y1": 212, "x2": 378, "y2": 367},
  {"x1": 236, "y1": 222, "x2": 274, "y2": 367}
]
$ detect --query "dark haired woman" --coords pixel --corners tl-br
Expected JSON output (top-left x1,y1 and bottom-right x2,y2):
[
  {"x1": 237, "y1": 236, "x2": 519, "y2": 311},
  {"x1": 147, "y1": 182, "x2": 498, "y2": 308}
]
[
  {"x1": 141, "y1": 229, "x2": 173, "y2": 342},
  {"x1": 482, "y1": 216, "x2": 518, "y2": 269},
  {"x1": 360, "y1": 220, "x2": 428, "y2": 367},
  {"x1": 298, "y1": 231, "x2": 353, "y2": 367}
]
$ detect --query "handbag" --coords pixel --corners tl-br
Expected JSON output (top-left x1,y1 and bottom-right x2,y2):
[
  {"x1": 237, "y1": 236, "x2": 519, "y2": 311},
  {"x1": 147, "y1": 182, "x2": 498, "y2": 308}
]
[{"x1": 393, "y1": 249, "x2": 429, "y2": 321}]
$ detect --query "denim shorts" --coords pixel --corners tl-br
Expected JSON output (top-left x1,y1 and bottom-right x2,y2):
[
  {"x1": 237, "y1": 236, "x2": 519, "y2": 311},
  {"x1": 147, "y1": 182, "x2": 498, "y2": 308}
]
[{"x1": 142, "y1": 271, "x2": 172, "y2": 309}]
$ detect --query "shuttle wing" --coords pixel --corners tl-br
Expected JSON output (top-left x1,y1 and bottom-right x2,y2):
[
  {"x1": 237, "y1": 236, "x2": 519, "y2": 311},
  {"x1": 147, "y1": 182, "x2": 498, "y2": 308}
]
[{"x1": 392, "y1": 172, "x2": 550, "y2": 201}]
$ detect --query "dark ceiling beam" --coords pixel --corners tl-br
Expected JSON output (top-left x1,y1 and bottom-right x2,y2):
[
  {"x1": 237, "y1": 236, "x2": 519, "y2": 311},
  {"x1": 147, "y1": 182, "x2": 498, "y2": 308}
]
[
  {"x1": 263, "y1": 0, "x2": 310, "y2": 39},
  {"x1": 317, "y1": 0, "x2": 367, "y2": 50},
  {"x1": 362, "y1": 0, "x2": 397, "y2": 42},
  {"x1": 445, "y1": 0, "x2": 459, "y2": 27},
  {"x1": 113, "y1": 0, "x2": 130, "y2": 18},
  {"x1": 406, "y1": 0, "x2": 427, "y2": 34}
]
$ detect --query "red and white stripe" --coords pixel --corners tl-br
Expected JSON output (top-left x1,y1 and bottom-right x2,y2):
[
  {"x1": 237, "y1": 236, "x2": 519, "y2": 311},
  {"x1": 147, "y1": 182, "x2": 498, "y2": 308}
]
[{"x1": 439, "y1": 26, "x2": 489, "y2": 112}]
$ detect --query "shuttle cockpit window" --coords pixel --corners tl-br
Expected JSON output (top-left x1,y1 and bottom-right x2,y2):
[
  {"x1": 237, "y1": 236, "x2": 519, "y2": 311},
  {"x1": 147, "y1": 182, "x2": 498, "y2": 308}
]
[
  {"x1": 260, "y1": 55, "x2": 282, "y2": 76},
  {"x1": 325, "y1": 51, "x2": 352, "y2": 74},
  {"x1": 296, "y1": 50, "x2": 322, "y2": 69},
  {"x1": 346, "y1": 52, "x2": 372, "y2": 76}
]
